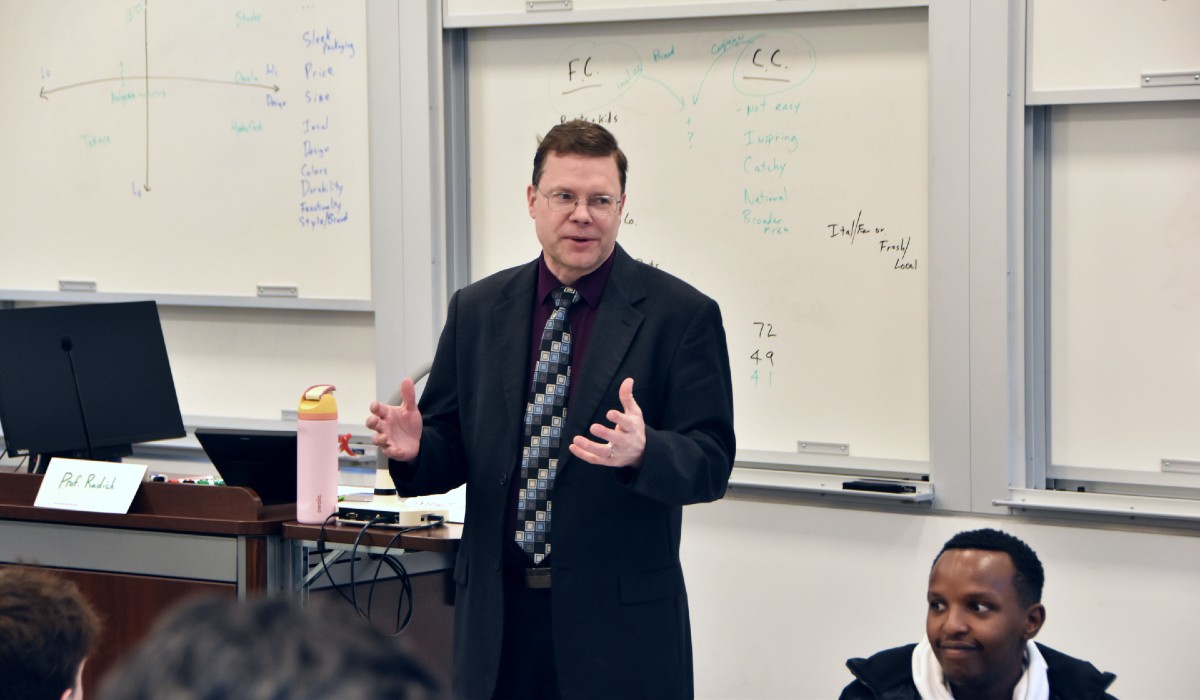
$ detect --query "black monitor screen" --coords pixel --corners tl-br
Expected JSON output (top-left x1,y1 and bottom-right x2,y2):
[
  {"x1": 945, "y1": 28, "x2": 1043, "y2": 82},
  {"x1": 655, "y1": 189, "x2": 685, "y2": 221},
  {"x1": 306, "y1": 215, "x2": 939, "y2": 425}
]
[{"x1": 0, "y1": 301, "x2": 185, "y2": 463}]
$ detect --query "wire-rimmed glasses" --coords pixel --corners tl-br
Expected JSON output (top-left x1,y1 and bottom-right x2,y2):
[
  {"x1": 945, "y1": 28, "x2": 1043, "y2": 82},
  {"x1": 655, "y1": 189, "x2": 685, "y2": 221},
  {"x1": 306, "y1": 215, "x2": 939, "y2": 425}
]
[{"x1": 536, "y1": 189, "x2": 621, "y2": 216}]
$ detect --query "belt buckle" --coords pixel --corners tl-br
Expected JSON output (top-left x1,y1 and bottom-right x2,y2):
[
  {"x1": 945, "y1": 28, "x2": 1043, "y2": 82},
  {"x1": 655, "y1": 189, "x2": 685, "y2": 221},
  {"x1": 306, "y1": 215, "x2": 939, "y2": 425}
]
[{"x1": 523, "y1": 567, "x2": 551, "y2": 589}]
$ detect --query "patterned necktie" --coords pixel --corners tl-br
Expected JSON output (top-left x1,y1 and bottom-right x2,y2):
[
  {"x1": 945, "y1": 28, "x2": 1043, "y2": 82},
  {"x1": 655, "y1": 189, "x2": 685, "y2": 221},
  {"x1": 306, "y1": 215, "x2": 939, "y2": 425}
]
[{"x1": 514, "y1": 285, "x2": 580, "y2": 565}]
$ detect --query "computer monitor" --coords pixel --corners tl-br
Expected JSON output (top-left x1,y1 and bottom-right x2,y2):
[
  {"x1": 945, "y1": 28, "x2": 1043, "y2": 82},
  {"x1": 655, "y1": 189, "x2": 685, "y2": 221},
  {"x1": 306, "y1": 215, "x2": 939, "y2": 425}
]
[
  {"x1": 0, "y1": 301, "x2": 186, "y2": 472},
  {"x1": 194, "y1": 428, "x2": 298, "y2": 506}
]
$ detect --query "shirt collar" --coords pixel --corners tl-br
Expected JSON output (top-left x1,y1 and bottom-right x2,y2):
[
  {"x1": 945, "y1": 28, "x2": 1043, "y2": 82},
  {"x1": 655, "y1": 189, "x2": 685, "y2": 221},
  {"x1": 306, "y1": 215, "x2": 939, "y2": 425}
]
[{"x1": 536, "y1": 249, "x2": 616, "y2": 309}]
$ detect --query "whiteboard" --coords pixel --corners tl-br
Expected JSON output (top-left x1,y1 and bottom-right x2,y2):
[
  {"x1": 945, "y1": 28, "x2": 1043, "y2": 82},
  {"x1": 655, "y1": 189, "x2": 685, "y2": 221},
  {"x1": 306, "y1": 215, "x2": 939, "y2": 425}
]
[
  {"x1": 1028, "y1": 0, "x2": 1200, "y2": 93},
  {"x1": 1049, "y1": 101, "x2": 1200, "y2": 473},
  {"x1": 0, "y1": 1, "x2": 370, "y2": 300},
  {"x1": 467, "y1": 8, "x2": 930, "y2": 462}
]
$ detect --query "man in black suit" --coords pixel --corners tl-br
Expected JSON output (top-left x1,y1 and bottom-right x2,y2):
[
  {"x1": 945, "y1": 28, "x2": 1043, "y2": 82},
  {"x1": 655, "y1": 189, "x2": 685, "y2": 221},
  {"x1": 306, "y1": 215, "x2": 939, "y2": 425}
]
[{"x1": 367, "y1": 120, "x2": 735, "y2": 699}]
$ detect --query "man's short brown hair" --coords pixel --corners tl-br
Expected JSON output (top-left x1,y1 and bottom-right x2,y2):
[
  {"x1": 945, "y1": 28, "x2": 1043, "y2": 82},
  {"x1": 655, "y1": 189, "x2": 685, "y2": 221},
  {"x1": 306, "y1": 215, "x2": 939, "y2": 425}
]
[
  {"x1": 532, "y1": 120, "x2": 628, "y2": 193},
  {"x1": 0, "y1": 566, "x2": 101, "y2": 700}
]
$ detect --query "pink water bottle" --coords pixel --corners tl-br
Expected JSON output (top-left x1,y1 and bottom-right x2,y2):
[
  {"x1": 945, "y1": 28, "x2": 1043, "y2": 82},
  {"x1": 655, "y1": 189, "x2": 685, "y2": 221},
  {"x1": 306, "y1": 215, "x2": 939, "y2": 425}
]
[{"x1": 297, "y1": 384, "x2": 339, "y2": 524}]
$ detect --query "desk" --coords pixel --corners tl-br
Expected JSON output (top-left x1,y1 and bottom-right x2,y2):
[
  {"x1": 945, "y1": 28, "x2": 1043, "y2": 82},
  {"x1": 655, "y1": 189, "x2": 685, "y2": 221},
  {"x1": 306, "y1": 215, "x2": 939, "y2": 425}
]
[
  {"x1": 0, "y1": 473, "x2": 292, "y2": 695},
  {"x1": 283, "y1": 520, "x2": 461, "y2": 690}
]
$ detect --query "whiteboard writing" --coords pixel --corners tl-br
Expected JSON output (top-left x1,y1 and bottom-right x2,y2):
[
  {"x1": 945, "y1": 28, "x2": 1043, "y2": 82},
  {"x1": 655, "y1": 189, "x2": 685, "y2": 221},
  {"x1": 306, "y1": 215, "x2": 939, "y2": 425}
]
[
  {"x1": 468, "y1": 9, "x2": 931, "y2": 461},
  {"x1": 0, "y1": 1, "x2": 370, "y2": 299}
]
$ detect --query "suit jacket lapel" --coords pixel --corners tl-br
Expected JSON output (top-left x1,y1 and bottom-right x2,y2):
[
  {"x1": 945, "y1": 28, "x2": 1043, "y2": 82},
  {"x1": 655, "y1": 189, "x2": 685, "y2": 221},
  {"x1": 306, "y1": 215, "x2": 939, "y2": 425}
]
[
  {"x1": 564, "y1": 246, "x2": 645, "y2": 459},
  {"x1": 489, "y1": 261, "x2": 539, "y2": 428}
]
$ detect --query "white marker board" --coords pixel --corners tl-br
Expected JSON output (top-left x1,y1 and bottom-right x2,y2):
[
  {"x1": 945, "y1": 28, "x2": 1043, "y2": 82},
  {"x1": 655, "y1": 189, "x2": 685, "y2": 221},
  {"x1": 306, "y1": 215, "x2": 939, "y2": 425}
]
[
  {"x1": 0, "y1": 1, "x2": 370, "y2": 300},
  {"x1": 466, "y1": 8, "x2": 931, "y2": 462}
]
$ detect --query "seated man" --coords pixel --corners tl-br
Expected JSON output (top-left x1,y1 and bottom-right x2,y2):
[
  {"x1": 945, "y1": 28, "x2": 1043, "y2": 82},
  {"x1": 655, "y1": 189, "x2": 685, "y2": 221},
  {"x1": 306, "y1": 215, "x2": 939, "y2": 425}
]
[
  {"x1": 839, "y1": 528, "x2": 1117, "y2": 700},
  {"x1": 0, "y1": 566, "x2": 101, "y2": 700}
]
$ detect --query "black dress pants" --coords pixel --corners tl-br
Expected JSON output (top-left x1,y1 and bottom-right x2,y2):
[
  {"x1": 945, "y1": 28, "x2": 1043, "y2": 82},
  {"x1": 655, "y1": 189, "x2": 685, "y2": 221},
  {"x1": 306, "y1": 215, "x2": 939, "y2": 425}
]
[{"x1": 492, "y1": 571, "x2": 560, "y2": 700}]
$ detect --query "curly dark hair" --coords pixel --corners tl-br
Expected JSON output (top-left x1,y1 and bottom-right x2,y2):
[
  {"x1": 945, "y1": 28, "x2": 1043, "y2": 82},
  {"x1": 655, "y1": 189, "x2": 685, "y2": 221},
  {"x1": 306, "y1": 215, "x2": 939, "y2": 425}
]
[{"x1": 933, "y1": 528, "x2": 1045, "y2": 607}]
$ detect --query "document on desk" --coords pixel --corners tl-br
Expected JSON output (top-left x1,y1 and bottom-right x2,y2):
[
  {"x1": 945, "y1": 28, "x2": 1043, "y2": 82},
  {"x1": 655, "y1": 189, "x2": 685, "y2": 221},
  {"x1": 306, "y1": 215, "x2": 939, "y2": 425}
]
[{"x1": 34, "y1": 458, "x2": 148, "y2": 514}]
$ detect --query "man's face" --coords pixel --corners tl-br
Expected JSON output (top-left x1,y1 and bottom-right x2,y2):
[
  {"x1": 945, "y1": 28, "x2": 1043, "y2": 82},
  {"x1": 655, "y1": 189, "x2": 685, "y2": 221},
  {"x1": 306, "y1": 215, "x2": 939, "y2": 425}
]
[
  {"x1": 527, "y1": 152, "x2": 624, "y2": 286},
  {"x1": 926, "y1": 549, "x2": 1045, "y2": 696}
]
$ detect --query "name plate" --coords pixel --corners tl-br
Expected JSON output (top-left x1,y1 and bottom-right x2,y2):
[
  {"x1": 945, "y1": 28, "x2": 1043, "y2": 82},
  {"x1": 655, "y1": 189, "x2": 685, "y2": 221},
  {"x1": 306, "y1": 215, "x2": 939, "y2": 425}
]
[{"x1": 34, "y1": 458, "x2": 148, "y2": 514}]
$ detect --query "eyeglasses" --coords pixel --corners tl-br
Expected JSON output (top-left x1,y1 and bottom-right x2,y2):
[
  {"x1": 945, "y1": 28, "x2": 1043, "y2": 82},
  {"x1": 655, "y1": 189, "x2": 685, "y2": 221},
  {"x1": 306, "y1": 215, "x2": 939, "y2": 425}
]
[{"x1": 537, "y1": 189, "x2": 621, "y2": 216}]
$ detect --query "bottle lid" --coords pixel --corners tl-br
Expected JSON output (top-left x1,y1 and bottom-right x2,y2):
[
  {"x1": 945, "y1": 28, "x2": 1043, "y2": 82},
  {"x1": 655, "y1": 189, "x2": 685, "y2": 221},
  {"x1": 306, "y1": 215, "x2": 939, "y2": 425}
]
[{"x1": 298, "y1": 384, "x2": 338, "y2": 417}]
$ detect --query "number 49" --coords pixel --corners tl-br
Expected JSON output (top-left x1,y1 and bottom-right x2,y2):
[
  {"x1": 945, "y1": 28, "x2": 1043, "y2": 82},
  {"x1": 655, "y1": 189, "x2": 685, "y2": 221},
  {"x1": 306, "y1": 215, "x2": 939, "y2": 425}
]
[{"x1": 750, "y1": 349, "x2": 774, "y2": 365}]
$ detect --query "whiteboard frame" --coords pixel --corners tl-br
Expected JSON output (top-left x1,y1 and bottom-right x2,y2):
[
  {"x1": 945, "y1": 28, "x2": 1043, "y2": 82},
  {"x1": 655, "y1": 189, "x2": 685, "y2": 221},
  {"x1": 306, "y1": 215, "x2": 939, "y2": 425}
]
[
  {"x1": 369, "y1": 0, "x2": 446, "y2": 410},
  {"x1": 1, "y1": 1, "x2": 378, "y2": 305},
  {"x1": 0, "y1": 289, "x2": 372, "y2": 312},
  {"x1": 1023, "y1": 0, "x2": 1200, "y2": 106},
  {"x1": 1019, "y1": 0, "x2": 1200, "y2": 516},
  {"x1": 440, "y1": 0, "x2": 977, "y2": 511},
  {"x1": 1026, "y1": 100, "x2": 1200, "y2": 500},
  {"x1": 444, "y1": 0, "x2": 926, "y2": 28}
]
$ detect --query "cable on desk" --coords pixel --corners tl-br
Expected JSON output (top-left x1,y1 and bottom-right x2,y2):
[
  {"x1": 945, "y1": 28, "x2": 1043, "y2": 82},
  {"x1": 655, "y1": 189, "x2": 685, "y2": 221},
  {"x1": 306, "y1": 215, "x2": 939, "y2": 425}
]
[
  {"x1": 348, "y1": 515, "x2": 391, "y2": 623},
  {"x1": 316, "y1": 513, "x2": 360, "y2": 609},
  {"x1": 377, "y1": 553, "x2": 412, "y2": 636},
  {"x1": 312, "y1": 515, "x2": 446, "y2": 636},
  {"x1": 359, "y1": 516, "x2": 446, "y2": 636}
]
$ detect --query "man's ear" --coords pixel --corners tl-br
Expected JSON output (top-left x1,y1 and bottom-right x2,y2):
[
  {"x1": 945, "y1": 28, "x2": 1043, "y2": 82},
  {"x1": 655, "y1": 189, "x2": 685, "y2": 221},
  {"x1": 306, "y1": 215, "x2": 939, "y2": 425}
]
[
  {"x1": 1023, "y1": 603, "x2": 1046, "y2": 641},
  {"x1": 61, "y1": 658, "x2": 86, "y2": 700}
]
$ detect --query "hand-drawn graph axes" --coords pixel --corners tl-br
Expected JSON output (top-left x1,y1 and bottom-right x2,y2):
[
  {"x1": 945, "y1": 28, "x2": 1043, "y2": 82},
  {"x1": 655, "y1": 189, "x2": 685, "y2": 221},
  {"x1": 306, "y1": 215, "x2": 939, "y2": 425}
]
[{"x1": 37, "y1": 0, "x2": 280, "y2": 192}]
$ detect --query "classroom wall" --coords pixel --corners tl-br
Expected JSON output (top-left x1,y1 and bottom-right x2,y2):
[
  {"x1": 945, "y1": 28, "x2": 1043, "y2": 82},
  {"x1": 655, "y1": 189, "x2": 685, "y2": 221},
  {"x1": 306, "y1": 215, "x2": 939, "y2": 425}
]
[{"x1": 681, "y1": 494, "x2": 1200, "y2": 699}]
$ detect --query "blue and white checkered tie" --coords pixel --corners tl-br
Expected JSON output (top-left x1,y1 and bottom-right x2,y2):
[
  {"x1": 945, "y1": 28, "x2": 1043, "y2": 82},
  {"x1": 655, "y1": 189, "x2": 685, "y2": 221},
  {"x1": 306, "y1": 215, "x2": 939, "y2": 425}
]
[{"x1": 514, "y1": 286, "x2": 580, "y2": 564}]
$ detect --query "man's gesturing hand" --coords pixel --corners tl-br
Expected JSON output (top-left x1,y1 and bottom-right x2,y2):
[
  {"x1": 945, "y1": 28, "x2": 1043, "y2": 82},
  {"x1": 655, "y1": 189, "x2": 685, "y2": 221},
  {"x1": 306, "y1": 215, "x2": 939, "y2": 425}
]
[
  {"x1": 366, "y1": 377, "x2": 422, "y2": 462},
  {"x1": 569, "y1": 377, "x2": 646, "y2": 469}
]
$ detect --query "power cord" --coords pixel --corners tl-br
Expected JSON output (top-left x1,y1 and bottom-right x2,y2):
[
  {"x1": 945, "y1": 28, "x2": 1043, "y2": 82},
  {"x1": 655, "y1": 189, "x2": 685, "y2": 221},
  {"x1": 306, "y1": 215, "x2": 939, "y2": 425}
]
[
  {"x1": 376, "y1": 515, "x2": 446, "y2": 637},
  {"x1": 315, "y1": 513, "x2": 360, "y2": 609},
  {"x1": 312, "y1": 513, "x2": 447, "y2": 636},
  {"x1": 347, "y1": 514, "x2": 391, "y2": 622}
]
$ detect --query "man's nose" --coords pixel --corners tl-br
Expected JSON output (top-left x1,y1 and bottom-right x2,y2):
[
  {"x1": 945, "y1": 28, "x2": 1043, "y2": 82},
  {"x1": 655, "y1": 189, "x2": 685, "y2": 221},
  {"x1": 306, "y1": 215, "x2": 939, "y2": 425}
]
[
  {"x1": 568, "y1": 199, "x2": 593, "y2": 222},
  {"x1": 943, "y1": 606, "x2": 970, "y2": 634}
]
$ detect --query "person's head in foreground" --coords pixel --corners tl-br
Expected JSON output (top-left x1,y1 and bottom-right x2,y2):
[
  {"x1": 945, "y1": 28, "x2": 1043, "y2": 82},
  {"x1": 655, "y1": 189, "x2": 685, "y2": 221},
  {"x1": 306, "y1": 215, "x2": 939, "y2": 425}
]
[
  {"x1": 0, "y1": 566, "x2": 101, "y2": 700},
  {"x1": 99, "y1": 595, "x2": 440, "y2": 700}
]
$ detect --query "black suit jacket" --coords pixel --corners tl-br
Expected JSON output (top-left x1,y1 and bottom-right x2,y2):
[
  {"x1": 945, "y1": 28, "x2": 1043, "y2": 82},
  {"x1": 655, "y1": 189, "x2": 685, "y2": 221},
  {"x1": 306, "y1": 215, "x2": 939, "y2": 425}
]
[
  {"x1": 391, "y1": 245, "x2": 736, "y2": 699},
  {"x1": 839, "y1": 643, "x2": 1119, "y2": 700}
]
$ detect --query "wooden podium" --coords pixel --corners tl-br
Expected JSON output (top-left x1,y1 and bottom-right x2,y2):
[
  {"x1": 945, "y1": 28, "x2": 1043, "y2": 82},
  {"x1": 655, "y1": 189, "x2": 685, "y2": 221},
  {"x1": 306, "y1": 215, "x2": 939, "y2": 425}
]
[{"x1": 0, "y1": 472, "x2": 293, "y2": 696}]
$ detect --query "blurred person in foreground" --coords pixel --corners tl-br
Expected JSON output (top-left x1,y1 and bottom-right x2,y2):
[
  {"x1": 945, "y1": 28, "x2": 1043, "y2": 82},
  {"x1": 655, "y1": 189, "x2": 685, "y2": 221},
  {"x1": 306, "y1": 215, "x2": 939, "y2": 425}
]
[
  {"x1": 0, "y1": 566, "x2": 101, "y2": 700},
  {"x1": 99, "y1": 595, "x2": 440, "y2": 700}
]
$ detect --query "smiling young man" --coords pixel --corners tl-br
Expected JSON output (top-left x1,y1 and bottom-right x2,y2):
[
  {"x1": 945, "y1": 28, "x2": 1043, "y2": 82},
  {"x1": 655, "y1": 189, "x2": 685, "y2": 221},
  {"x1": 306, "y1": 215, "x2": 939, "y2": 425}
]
[
  {"x1": 367, "y1": 120, "x2": 735, "y2": 699},
  {"x1": 839, "y1": 529, "x2": 1118, "y2": 700}
]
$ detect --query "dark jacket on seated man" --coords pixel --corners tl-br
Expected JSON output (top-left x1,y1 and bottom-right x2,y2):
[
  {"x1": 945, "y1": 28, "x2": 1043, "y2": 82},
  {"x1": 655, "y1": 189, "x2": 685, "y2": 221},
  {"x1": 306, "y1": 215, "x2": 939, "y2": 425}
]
[{"x1": 838, "y1": 642, "x2": 1118, "y2": 700}]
